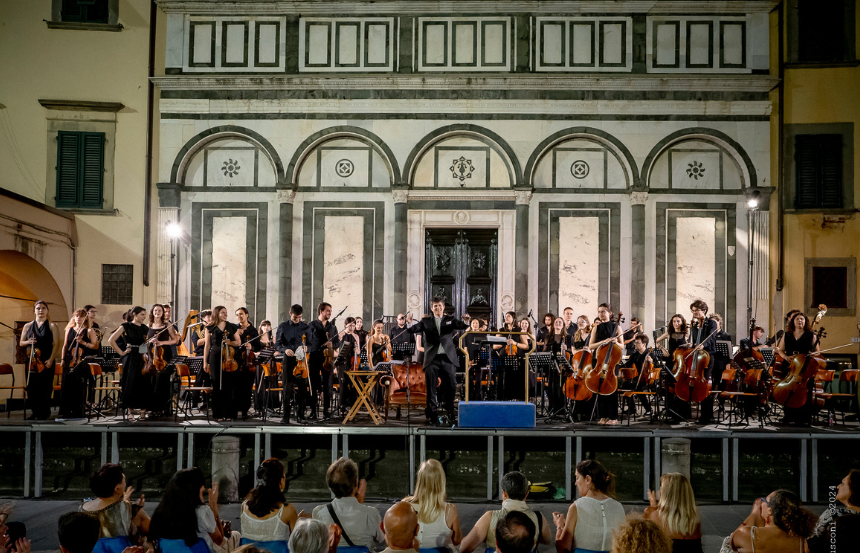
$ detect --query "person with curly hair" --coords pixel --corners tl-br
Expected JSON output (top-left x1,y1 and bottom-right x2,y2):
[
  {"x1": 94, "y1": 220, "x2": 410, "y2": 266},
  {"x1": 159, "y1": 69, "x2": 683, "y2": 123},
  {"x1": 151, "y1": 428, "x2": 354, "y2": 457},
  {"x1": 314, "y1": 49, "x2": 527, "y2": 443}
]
[
  {"x1": 808, "y1": 469, "x2": 860, "y2": 553},
  {"x1": 611, "y1": 514, "x2": 672, "y2": 553},
  {"x1": 726, "y1": 489, "x2": 817, "y2": 552},
  {"x1": 643, "y1": 473, "x2": 702, "y2": 552},
  {"x1": 240, "y1": 458, "x2": 298, "y2": 542}
]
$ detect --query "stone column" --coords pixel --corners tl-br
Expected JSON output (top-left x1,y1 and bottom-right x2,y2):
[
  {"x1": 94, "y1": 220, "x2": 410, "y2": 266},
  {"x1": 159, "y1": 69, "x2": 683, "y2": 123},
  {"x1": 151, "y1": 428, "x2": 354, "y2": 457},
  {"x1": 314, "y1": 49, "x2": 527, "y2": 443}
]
[
  {"x1": 514, "y1": 190, "x2": 532, "y2": 316},
  {"x1": 157, "y1": 207, "x2": 179, "y2": 305},
  {"x1": 661, "y1": 437, "x2": 691, "y2": 480},
  {"x1": 211, "y1": 436, "x2": 240, "y2": 502},
  {"x1": 278, "y1": 189, "x2": 296, "y2": 322},
  {"x1": 630, "y1": 191, "x2": 648, "y2": 322},
  {"x1": 393, "y1": 188, "x2": 409, "y2": 313}
]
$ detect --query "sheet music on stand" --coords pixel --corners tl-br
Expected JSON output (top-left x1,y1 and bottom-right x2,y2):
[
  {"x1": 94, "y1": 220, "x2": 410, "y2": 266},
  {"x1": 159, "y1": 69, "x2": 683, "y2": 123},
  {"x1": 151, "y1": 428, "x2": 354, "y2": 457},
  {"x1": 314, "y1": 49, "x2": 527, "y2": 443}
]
[
  {"x1": 392, "y1": 342, "x2": 416, "y2": 356},
  {"x1": 101, "y1": 357, "x2": 120, "y2": 372},
  {"x1": 759, "y1": 348, "x2": 776, "y2": 368},
  {"x1": 173, "y1": 355, "x2": 188, "y2": 366},
  {"x1": 101, "y1": 346, "x2": 117, "y2": 360},
  {"x1": 715, "y1": 340, "x2": 732, "y2": 359},
  {"x1": 185, "y1": 356, "x2": 204, "y2": 375},
  {"x1": 528, "y1": 352, "x2": 555, "y2": 373},
  {"x1": 257, "y1": 349, "x2": 276, "y2": 363}
]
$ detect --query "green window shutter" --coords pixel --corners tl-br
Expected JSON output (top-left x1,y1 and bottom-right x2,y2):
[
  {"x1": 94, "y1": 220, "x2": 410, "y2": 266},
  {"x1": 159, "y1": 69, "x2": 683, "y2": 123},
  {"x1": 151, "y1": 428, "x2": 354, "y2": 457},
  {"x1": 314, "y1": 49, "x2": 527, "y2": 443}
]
[
  {"x1": 56, "y1": 132, "x2": 80, "y2": 207},
  {"x1": 794, "y1": 135, "x2": 819, "y2": 209},
  {"x1": 819, "y1": 135, "x2": 843, "y2": 208},
  {"x1": 80, "y1": 132, "x2": 104, "y2": 208}
]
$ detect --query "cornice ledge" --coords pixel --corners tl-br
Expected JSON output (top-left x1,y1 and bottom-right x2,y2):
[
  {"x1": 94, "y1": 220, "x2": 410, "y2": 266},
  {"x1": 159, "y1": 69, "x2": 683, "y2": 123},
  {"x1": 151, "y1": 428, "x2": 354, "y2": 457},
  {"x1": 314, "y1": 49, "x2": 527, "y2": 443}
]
[
  {"x1": 38, "y1": 99, "x2": 125, "y2": 112},
  {"x1": 155, "y1": 1, "x2": 779, "y2": 15},
  {"x1": 151, "y1": 75, "x2": 780, "y2": 93}
]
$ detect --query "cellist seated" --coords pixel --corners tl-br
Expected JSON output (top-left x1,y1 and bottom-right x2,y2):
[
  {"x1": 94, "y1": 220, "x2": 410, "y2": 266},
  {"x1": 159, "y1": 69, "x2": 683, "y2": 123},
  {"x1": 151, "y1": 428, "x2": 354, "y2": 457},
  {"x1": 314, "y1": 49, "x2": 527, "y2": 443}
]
[
  {"x1": 620, "y1": 335, "x2": 656, "y2": 419},
  {"x1": 739, "y1": 326, "x2": 766, "y2": 352}
]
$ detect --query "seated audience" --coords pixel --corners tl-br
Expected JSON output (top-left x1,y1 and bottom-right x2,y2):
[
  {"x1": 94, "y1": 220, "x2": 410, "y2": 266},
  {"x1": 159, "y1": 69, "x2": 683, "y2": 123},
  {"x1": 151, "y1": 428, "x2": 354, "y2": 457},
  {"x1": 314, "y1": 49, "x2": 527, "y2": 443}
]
[
  {"x1": 241, "y1": 458, "x2": 298, "y2": 542},
  {"x1": 4, "y1": 523, "x2": 26, "y2": 553},
  {"x1": 289, "y1": 519, "x2": 341, "y2": 553},
  {"x1": 554, "y1": 460, "x2": 626, "y2": 553},
  {"x1": 727, "y1": 489, "x2": 816, "y2": 553},
  {"x1": 611, "y1": 515, "x2": 672, "y2": 553},
  {"x1": 808, "y1": 470, "x2": 860, "y2": 553},
  {"x1": 58, "y1": 512, "x2": 139, "y2": 553},
  {"x1": 403, "y1": 459, "x2": 462, "y2": 550},
  {"x1": 312, "y1": 458, "x2": 384, "y2": 550},
  {"x1": 149, "y1": 468, "x2": 242, "y2": 553},
  {"x1": 80, "y1": 463, "x2": 150, "y2": 541},
  {"x1": 460, "y1": 471, "x2": 552, "y2": 553},
  {"x1": 644, "y1": 473, "x2": 702, "y2": 552},
  {"x1": 495, "y1": 511, "x2": 537, "y2": 553},
  {"x1": 381, "y1": 503, "x2": 419, "y2": 553}
]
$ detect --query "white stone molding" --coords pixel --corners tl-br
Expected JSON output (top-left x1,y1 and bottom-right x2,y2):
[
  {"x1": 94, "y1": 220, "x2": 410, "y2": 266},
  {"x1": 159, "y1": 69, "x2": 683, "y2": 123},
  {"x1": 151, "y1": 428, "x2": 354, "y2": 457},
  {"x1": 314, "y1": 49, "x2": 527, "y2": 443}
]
[
  {"x1": 515, "y1": 190, "x2": 533, "y2": 205},
  {"x1": 629, "y1": 191, "x2": 649, "y2": 205},
  {"x1": 157, "y1": 207, "x2": 180, "y2": 304},
  {"x1": 277, "y1": 189, "x2": 296, "y2": 203},
  {"x1": 407, "y1": 209, "x2": 515, "y2": 317},
  {"x1": 392, "y1": 189, "x2": 409, "y2": 203},
  {"x1": 152, "y1": 74, "x2": 780, "y2": 93},
  {"x1": 156, "y1": 1, "x2": 779, "y2": 16}
]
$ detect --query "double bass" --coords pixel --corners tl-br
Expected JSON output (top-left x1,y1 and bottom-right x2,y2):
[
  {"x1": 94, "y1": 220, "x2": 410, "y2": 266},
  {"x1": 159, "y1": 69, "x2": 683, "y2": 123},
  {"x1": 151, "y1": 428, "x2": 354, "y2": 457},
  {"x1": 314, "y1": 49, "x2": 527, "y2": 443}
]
[
  {"x1": 584, "y1": 312, "x2": 625, "y2": 395},
  {"x1": 672, "y1": 317, "x2": 716, "y2": 403}
]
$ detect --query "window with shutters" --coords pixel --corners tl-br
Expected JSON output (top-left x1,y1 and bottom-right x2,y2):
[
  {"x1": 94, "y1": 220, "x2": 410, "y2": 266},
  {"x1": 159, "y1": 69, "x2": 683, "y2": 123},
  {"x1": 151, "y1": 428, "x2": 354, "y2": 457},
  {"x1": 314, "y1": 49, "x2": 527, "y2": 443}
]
[
  {"x1": 794, "y1": 134, "x2": 843, "y2": 209},
  {"x1": 61, "y1": 0, "x2": 109, "y2": 24},
  {"x1": 55, "y1": 131, "x2": 105, "y2": 209},
  {"x1": 101, "y1": 264, "x2": 133, "y2": 305}
]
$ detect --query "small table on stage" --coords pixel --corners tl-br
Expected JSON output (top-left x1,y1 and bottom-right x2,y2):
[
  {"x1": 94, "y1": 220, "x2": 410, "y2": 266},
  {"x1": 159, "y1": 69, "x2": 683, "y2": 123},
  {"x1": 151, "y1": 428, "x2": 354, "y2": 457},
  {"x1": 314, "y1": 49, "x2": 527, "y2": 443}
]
[{"x1": 343, "y1": 370, "x2": 384, "y2": 425}]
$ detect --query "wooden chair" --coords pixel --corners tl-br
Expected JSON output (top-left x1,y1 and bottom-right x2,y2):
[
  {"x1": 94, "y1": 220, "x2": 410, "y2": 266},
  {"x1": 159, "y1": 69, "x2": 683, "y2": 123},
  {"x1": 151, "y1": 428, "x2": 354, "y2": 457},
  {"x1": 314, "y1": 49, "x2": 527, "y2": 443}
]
[
  {"x1": 261, "y1": 361, "x2": 283, "y2": 422},
  {"x1": 828, "y1": 369, "x2": 859, "y2": 424},
  {"x1": 89, "y1": 364, "x2": 122, "y2": 420},
  {"x1": 718, "y1": 368, "x2": 765, "y2": 427},
  {"x1": 813, "y1": 369, "x2": 837, "y2": 425},
  {"x1": 0, "y1": 364, "x2": 27, "y2": 419},
  {"x1": 621, "y1": 366, "x2": 659, "y2": 426},
  {"x1": 175, "y1": 363, "x2": 212, "y2": 422}
]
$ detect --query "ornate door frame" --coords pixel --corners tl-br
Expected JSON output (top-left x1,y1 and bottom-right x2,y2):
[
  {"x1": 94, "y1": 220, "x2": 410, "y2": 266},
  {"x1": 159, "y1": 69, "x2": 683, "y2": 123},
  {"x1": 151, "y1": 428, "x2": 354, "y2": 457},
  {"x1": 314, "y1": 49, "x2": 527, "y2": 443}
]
[{"x1": 406, "y1": 209, "x2": 516, "y2": 319}]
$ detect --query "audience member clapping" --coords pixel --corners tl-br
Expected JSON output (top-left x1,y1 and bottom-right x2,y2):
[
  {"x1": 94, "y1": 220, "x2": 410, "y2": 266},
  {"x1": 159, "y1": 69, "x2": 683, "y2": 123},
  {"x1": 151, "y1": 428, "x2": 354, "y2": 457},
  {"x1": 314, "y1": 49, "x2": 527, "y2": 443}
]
[
  {"x1": 403, "y1": 459, "x2": 462, "y2": 550},
  {"x1": 611, "y1": 515, "x2": 672, "y2": 553},
  {"x1": 312, "y1": 457, "x2": 384, "y2": 550},
  {"x1": 289, "y1": 519, "x2": 341, "y2": 553},
  {"x1": 808, "y1": 470, "x2": 860, "y2": 553},
  {"x1": 241, "y1": 458, "x2": 298, "y2": 542},
  {"x1": 643, "y1": 473, "x2": 702, "y2": 552},
  {"x1": 58, "y1": 512, "x2": 139, "y2": 553},
  {"x1": 149, "y1": 468, "x2": 242, "y2": 553},
  {"x1": 80, "y1": 463, "x2": 150, "y2": 542},
  {"x1": 726, "y1": 489, "x2": 817, "y2": 552},
  {"x1": 494, "y1": 511, "x2": 537, "y2": 553},
  {"x1": 553, "y1": 460, "x2": 626, "y2": 553},
  {"x1": 460, "y1": 471, "x2": 551, "y2": 553},
  {"x1": 381, "y1": 503, "x2": 419, "y2": 553}
]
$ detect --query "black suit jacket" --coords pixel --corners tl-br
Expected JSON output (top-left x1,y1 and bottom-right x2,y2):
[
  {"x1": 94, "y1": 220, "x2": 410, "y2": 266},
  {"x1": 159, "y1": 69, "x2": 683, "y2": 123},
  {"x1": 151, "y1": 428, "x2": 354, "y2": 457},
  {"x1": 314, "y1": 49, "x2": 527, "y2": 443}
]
[{"x1": 407, "y1": 315, "x2": 469, "y2": 368}]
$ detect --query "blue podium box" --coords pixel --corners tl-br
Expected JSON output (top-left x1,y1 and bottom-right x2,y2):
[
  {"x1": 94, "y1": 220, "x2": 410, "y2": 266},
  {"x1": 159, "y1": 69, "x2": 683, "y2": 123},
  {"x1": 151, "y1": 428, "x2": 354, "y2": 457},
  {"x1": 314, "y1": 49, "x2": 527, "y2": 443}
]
[{"x1": 458, "y1": 401, "x2": 536, "y2": 428}]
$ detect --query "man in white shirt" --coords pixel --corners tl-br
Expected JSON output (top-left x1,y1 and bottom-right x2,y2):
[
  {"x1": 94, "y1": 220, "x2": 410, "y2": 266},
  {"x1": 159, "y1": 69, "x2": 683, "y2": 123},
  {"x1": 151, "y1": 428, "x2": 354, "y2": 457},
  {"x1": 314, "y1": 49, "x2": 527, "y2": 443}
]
[
  {"x1": 380, "y1": 502, "x2": 419, "y2": 553},
  {"x1": 312, "y1": 458, "x2": 385, "y2": 550}
]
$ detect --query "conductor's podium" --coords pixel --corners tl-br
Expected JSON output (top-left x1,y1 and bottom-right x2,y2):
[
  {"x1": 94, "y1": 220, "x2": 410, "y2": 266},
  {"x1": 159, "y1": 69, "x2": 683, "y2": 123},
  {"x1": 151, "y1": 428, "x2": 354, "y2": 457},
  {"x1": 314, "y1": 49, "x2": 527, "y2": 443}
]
[{"x1": 458, "y1": 401, "x2": 536, "y2": 428}]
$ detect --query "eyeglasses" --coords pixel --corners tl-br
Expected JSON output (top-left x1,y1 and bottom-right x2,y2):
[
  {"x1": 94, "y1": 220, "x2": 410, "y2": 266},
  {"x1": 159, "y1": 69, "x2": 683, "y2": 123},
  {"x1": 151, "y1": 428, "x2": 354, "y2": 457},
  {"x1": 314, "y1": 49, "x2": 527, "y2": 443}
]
[{"x1": 760, "y1": 497, "x2": 770, "y2": 506}]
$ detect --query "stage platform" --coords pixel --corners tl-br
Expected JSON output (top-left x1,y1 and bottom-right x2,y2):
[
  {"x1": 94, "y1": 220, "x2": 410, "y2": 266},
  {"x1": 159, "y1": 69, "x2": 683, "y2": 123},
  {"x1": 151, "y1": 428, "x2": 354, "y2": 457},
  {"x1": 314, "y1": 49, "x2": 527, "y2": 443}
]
[{"x1": 0, "y1": 407, "x2": 857, "y2": 505}]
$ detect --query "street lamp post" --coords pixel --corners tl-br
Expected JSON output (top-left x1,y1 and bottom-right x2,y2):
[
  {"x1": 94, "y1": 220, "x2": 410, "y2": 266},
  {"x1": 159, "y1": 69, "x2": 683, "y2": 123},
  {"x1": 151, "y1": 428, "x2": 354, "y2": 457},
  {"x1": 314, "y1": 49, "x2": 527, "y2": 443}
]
[
  {"x1": 166, "y1": 221, "x2": 182, "y2": 313},
  {"x1": 746, "y1": 190, "x2": 761, "y2": 328}
]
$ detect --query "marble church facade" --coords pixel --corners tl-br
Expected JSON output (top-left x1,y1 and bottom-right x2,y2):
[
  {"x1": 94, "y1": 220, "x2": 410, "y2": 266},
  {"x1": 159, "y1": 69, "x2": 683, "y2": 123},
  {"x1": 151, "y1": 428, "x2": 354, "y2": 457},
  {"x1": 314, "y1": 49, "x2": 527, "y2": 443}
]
[{"x1": 153, "y1": 0, "x2": 776, "y2": 338}]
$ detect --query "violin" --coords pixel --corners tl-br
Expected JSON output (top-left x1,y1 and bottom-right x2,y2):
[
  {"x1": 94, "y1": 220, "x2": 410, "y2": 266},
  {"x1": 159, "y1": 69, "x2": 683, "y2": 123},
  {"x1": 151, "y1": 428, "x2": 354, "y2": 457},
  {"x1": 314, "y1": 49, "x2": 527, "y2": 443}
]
[
  {"x1": 142, "y1": 329, "x2": 169, "y2": 375},
  {"x1": 565, "y1": 347, "x2": 594, "y2": 401},
  {"x1": 381, "y1": 337, "x2": 391, "y2": 363},
  {"x1": 70, "y1": 328, "x2": 85, "y2": 367},
  {"x1": 773, "y1": 325, "x2": 826, "y2": 409},
  {"x1": 27, "y1": 342, "x2": 46, "y2": 373},
  {"x1": 584, "y1": 311, "x2": 625, "y2": 395},
  {"x1": 672, "y1": 318, "x2": 715, "y2": 403},
  {"x1": 221, "y1": 340, "x2": 239, "y2": 373},
  {"x1": 293, "y1": 336, "x2": 310, "y2": 379}
]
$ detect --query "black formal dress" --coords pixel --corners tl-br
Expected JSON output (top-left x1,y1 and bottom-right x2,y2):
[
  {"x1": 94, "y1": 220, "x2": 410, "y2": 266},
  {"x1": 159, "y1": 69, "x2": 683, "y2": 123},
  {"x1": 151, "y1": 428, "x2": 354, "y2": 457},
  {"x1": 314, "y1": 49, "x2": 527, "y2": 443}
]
[
  {"x1": 146, "y1": 326, "x2": 175, "y2": 416},
  {"x1": 593, "y1": 321, "x2": 621, "y2": 421},
  {"x1": 25, "y1": 320, "x2": 55, "y2": 420},
  {"x1": 58, "y1": 327, "x2": 96, "y2": 419},
  {"x1": 406, "y1": 315, "x2": 469, "y2": 419},
  {"x1": 207, "y1": 322, "x2": 239, "y2": 420},
  {"x1": 235, "y1": 323, "x2": 260, "y2": 418},
  {"x1": 120, "y1": 323, "x2": 151, "y2": 411},
  {"x1": 781, "y1": 330, "x2": 817, "y2": 425},
  {"x1": 542, "y1": 333, "x2": 570, "y2": 416}
]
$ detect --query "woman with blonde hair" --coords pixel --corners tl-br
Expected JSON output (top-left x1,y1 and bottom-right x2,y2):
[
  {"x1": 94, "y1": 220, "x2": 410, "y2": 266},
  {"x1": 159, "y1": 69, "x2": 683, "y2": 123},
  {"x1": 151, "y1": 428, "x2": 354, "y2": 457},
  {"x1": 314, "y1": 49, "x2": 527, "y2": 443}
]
[
  {"x1": 403, "y1": 459, "x2": 462, "y2": 550},
  {"x1": 644, "y1": 473, "x2": 702, "y2": 552}
]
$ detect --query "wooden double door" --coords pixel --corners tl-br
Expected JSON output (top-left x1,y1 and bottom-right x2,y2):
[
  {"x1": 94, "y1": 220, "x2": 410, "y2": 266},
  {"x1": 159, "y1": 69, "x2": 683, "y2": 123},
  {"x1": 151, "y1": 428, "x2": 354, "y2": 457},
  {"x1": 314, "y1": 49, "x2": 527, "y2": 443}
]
[{"x1": 424, "y1": 228, "x2": 498, "y2": 320}]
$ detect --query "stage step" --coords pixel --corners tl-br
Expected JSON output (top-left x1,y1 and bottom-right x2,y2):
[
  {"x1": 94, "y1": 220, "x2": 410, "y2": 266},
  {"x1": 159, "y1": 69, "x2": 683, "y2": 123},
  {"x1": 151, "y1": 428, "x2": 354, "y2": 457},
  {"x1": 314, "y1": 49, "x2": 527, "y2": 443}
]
[{"x1": 458, "y1": 401, "x2": 536, "y2": 428}]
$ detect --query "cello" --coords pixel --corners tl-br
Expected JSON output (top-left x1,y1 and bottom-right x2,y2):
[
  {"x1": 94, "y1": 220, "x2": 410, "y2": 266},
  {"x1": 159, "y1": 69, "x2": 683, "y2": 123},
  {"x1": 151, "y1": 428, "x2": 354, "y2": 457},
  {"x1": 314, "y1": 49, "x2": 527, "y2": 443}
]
[
  {"x1": 672, "y1": 318, "x2": 716, "y2": 403},
  {"x1": 773, "y1": 325, "x2": 826, "y2": 409},
  {"x1": 772, "y1": 304, "x2": 826, "y2": 378},
  {"x1": 584, "y1": 312, "x2": 625, "y2": 395},
  {"x1": 729, "y1": 317, "x2": 766, "y2": 399},
  {"x1": 565, "y1": 346, "x2": 594, "y2": 401}
]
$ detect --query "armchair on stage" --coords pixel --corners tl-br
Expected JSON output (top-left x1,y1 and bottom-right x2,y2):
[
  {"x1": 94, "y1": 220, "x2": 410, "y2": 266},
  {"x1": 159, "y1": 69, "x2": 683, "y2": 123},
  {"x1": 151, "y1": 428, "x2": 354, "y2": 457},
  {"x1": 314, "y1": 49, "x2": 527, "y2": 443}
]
[{"x1": 381, "y1": 361, "x2": 428, "y2": 421}]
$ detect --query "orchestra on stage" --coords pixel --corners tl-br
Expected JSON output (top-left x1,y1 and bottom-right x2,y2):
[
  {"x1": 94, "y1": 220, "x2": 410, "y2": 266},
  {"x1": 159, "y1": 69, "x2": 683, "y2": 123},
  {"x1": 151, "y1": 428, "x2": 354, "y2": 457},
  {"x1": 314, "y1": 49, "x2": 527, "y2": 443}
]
[{"x1": 12, "y1": 293, "x2": 855, "y2": 428}]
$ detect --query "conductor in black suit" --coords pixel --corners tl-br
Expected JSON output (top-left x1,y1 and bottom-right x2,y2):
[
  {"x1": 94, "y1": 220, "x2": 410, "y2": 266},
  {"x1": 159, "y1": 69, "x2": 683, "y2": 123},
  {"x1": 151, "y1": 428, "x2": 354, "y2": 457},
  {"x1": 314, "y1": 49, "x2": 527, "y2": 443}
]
[{"x1": 406, "y1": 297, "x2": 469, "y2": 423}]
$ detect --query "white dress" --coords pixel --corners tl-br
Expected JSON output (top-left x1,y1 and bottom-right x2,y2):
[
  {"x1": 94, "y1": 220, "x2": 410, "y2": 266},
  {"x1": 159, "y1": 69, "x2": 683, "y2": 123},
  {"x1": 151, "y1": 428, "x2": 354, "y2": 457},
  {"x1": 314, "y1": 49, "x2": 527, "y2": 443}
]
[
  {"x1": 571, "y1": 497, "x2": 625, "y2": 552},
  {"x1": 240, "y1": 502, "x2": 291, "y2": 542},
  {"x1": 410, "y1": 503, "x2": 454, "y2": 551}
]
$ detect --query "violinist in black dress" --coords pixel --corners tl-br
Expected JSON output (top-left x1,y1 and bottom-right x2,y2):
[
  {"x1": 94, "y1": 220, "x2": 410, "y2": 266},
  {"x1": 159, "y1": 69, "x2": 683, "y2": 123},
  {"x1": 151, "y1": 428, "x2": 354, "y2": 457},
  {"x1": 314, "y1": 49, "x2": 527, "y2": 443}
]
[
  {"x1": 108, "y1": 306, "x2": 151, "y2": 421},
  {"x1": 19, "y1": 301, "x2": 60, "y2": 420},
  {"x1": 235, "y1": 307, "x2": 261, "y2": 420},
  {"x1": 58, "y1": 308, "x2": 99, "y2": 419},
  {"x1": 776, "y1": 311, "x2": 820, "y2": 425},
  {"x1": 147, "y1": 304, "x2": 180, "y2": 417},
  {"x1": 203, "y1": 305, "x2": 241, "y2": 421},
  {"x1": 542, "y1": 317, "x2": 571, "y2": 417},
  {"x1": 570, "y1": 315, "x2": 596, "y2": 421}
]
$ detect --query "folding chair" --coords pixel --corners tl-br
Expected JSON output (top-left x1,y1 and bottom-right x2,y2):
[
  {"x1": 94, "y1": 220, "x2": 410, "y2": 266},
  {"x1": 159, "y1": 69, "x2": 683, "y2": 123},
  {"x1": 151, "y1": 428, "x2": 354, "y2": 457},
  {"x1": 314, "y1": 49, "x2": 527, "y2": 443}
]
[
  {"x1": 175, "y1": 363, "x2": 211, "y2": 421},
  {"x1": 90, "y1": 364, "x2": 122, "y2": 420},
  {"x1": 0, "y1": 364, "x2": 27, "y2": 419}
]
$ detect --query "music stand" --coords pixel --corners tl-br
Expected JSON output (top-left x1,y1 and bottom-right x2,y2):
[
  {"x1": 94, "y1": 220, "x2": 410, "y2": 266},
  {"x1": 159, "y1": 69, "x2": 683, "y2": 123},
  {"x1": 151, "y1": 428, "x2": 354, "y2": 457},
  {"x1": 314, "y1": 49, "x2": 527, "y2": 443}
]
[
  {"x1": 392, "y1": 342, "x2": 416, "y2": 358},
  {"x1": 715, "y1": 341, "x2": 732, "y2": 360},
  {"x1": 100, "y1": 346, "x2": 117, "y2": 360},
  {"x1": 760, "y1": 348, "x2": 776, "y2": 368}
]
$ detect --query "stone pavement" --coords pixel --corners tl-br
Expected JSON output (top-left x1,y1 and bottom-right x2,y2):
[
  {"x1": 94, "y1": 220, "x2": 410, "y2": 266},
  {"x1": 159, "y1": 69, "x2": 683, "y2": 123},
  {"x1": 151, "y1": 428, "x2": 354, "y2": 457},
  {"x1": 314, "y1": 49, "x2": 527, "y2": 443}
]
[{"x1": 1, "y1": 499, "x2": 828, "y2": 553}]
